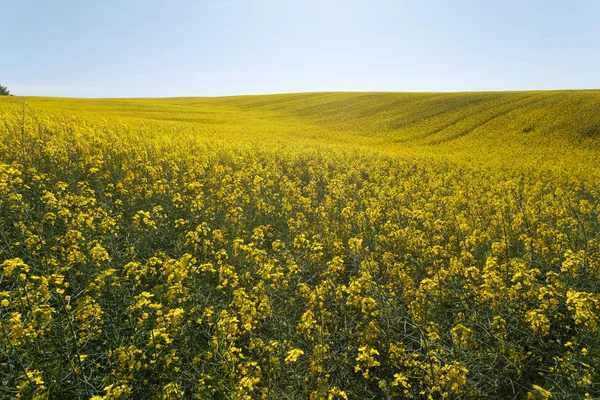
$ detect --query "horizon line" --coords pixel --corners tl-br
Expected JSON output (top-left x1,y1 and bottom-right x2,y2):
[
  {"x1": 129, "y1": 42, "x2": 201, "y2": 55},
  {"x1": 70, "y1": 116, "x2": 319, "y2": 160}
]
[{"x1": 4, "y1": 87, "x2": 600, "y2": 100}]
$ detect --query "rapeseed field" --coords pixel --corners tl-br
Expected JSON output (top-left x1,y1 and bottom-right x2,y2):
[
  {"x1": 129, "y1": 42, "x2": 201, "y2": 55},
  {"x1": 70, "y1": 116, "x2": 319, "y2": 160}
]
[{"x1": 1, "y1": 91, "x2": 600, "y2": 399}]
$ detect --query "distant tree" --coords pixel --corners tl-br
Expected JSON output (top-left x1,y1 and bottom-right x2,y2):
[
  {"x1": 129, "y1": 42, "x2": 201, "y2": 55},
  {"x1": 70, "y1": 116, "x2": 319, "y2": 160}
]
[{"x1": 0, "y1": 84, "x2": 11, "y2": 96}]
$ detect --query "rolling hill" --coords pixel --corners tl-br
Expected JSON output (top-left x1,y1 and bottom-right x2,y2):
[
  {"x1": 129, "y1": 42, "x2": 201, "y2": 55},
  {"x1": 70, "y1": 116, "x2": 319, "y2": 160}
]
[
  {"x1": 5, "y1": 90, "x2": 600, "y2": 179},
  {"x1": 1, "y1": 91, "x2": 599, "y2": 399}
]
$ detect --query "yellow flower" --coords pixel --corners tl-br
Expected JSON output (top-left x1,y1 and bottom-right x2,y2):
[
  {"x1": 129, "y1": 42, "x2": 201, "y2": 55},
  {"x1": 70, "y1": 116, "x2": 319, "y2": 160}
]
[
  {"x1": 328, "y1": 387, "x2": 349, "y2": 399},
  {"x1": 582, "y1": 348, "x2": 588, "y2": 356},
  {"x1": 355, "y1": 346, "x2": 380, "y2": 378},
  {"x1": 285, "y1": 348, "x2": 304, "y2": 363},
  {"x1": 89, "y1": 243, "x2": 111, "y2": 264},
  {"x1": 391, "y1": 372, "x2": 411, "y2": 389},
  {"x1": 528, "y1": 384, "x2": 552, "y2": 399}
]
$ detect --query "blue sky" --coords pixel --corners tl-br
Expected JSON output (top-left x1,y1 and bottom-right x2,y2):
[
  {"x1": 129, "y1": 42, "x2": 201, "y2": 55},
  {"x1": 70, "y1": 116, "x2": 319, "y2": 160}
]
[{"x1": 2, "y1": 0, "x2": 599, "y2": 97}]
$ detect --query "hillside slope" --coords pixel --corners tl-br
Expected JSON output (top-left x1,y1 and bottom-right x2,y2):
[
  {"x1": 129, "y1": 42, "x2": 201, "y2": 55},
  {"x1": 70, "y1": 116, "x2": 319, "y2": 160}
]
[
  {"x1": 173, "y1": 91, "x2": 600, "y2": 144},
  {"x1": 4, "y1": 90, "x2": 600, "y2": 179},
  {"x1": 1, "y1": 91, "x2": 600, "y2": 398}
]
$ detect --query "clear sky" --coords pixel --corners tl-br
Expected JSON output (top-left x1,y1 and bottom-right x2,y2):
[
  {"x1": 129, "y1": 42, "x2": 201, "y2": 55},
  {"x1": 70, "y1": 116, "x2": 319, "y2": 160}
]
[{"x1": 2, "y1": 0, "x2": 599, "y2": 97}]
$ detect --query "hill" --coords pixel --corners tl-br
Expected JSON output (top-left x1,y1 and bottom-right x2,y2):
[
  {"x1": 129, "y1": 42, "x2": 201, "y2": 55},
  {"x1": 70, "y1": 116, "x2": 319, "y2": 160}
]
[
  {"x1": 5, "y1": 90, "x2": 600, "y2": 179},
  {"x1": 0, "y1": 92, "x2": 599, "y2": 399}
]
